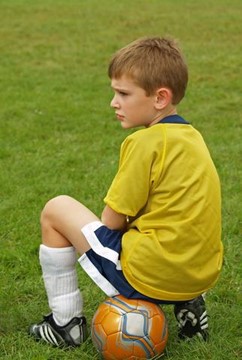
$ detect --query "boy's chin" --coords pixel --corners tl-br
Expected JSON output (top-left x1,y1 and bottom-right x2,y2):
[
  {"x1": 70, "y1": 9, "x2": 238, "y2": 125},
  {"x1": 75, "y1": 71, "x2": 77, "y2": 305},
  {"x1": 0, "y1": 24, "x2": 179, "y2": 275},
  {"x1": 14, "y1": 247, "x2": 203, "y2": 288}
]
[
  {"x1": 120, "y1": 122, "x2": 131, "y2": 129},
  {"x1": 120, "y1": 122, "x2": 139, "y2": 130}
]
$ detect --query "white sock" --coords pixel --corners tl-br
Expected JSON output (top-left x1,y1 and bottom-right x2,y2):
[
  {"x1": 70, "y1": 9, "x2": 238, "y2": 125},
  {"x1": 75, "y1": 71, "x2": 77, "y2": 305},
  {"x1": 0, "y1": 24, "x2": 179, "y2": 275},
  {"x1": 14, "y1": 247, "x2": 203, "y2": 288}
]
[{"x1": 39, "y1": 244, "x2": 83, "y2": 326}]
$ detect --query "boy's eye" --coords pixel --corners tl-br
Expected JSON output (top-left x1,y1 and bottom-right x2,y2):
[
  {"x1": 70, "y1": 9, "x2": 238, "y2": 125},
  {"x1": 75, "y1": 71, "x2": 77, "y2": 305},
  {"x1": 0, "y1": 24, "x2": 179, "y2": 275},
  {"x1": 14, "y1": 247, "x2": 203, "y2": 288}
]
[{"x1": 118, "y1": 91, "x2": 128, "y2": 96}]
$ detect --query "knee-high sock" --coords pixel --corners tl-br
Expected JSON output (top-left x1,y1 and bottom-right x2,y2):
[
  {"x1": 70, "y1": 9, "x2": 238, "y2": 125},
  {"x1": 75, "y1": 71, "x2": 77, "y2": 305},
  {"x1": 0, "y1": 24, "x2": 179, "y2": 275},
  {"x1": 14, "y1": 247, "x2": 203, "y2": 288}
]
[{"x1": 39, "y1": 244, "x2": 83, "y2": 326}]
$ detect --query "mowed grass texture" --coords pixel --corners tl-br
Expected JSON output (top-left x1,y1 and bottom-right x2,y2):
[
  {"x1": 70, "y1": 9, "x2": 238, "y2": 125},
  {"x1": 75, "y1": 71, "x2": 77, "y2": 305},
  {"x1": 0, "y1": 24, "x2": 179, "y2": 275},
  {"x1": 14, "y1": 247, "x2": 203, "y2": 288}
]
[{"x1": 0, "y1": 0, "x2": 241, "y2": 359}]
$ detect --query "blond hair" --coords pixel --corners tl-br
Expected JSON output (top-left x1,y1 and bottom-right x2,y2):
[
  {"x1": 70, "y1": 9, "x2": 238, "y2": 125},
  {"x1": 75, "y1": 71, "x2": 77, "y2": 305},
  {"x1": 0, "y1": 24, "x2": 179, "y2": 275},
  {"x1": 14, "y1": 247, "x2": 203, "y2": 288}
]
[{"x1": 108, "y1": 37, "x2": 188, "y2": 105}]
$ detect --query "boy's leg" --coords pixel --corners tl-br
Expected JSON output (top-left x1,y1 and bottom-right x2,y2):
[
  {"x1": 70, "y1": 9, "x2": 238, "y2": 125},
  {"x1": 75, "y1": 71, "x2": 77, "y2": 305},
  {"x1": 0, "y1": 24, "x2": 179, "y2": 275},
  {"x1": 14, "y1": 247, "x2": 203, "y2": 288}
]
[
  {"x1": 174, "y1": 294, "x2": 209, "y2": 341},
  {"x1": 30, "y1": 195, "x2": 99, "y2": 347}
]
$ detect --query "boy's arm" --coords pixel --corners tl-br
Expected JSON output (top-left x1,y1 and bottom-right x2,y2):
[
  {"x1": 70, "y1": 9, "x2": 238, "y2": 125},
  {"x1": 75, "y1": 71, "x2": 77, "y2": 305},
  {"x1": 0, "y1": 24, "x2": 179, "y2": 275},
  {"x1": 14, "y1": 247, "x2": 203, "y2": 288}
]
[{"x1": 101, "y1": 205, "x2": 127, "y2": 232}]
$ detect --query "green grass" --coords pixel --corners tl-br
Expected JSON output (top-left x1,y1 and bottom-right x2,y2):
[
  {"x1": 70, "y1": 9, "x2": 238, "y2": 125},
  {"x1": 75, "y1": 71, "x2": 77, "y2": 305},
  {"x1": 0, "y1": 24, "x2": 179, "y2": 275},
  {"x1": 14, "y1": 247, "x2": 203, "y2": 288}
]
[{"x1": 0, "y1": 0, "x2": 241, "y2": 359}]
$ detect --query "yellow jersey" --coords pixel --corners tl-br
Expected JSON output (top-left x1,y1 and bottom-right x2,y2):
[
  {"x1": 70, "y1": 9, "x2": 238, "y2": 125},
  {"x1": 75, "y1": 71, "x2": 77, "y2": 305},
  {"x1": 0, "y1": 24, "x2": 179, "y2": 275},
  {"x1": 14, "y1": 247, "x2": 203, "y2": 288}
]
[{"x1": 104, "y1": 115, "x2": 223, "y2": 301}]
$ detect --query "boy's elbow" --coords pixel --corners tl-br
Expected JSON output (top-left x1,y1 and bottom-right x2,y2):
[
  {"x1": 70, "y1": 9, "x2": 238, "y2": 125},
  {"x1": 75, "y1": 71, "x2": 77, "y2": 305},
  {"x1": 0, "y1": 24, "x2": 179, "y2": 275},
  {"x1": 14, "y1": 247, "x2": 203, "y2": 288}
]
[{"x1": 101, "y1": 206, "x2": 127, "y2": 231}]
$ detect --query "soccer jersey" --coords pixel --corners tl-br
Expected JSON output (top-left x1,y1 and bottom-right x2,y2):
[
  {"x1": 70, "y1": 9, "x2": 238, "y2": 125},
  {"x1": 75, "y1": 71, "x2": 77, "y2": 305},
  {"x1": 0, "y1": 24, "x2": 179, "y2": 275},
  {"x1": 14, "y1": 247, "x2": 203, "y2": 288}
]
[{"x1": 104, "y1": 115, "x2": 223, "y2": 301}]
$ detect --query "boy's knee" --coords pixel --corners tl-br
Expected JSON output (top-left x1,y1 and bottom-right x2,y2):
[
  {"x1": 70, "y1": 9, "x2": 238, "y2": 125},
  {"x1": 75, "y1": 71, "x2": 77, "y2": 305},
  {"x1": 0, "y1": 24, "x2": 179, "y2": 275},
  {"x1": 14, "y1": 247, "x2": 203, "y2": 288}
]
[{"x1": 40, "y1": 195, "x2": 70, "y2": 225}]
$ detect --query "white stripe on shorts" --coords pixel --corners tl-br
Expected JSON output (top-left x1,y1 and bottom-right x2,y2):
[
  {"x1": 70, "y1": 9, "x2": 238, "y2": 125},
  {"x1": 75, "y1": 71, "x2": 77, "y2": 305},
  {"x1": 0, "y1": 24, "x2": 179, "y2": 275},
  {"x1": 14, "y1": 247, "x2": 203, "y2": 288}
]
[
  {"x1": 81, "y1": 221, "x2": 120, "y2": 265},
  {"x1": 79, "y1": 253, "x2": 120, "y2": 297}
]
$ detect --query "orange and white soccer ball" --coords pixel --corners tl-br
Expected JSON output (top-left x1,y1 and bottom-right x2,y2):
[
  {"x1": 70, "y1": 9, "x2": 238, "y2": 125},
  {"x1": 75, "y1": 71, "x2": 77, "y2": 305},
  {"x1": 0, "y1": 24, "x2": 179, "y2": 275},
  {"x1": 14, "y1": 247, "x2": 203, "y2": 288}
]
[{"x1": 91, "y1": 295, "x2": 168, "y2": 360}]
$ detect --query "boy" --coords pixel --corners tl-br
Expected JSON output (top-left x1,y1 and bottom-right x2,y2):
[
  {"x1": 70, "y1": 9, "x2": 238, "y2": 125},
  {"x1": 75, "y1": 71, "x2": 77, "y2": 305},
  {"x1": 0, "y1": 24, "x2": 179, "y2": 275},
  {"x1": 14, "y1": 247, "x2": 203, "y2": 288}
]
[{"x1": 29, "y1": 37, "x2": 223, "y2": 347}]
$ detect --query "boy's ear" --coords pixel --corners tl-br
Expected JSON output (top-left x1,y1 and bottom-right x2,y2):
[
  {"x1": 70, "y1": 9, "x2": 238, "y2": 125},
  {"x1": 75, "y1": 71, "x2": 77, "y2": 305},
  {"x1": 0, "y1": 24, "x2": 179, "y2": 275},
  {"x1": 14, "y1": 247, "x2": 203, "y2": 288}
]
[{"x1": 154, "y1": 87, "x2": 173, "y2": 109}]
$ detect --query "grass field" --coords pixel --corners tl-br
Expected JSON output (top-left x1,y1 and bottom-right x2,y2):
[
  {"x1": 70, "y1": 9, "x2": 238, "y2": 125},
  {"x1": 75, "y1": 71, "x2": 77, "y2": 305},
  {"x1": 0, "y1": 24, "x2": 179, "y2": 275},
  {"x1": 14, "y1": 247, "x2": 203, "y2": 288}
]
[{"x1": 0, "y1": 0, "x2": 241, "y2": 359}]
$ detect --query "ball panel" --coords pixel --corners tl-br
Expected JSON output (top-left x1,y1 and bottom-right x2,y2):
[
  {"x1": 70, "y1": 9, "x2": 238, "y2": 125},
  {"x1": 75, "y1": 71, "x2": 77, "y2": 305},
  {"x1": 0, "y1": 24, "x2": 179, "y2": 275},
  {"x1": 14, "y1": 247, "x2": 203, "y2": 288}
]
[
  {"x1": 104, "y1": 298, "x2": 127, "y2": 315},
  {"x1": 91, "y1": 323, "x2": 107, "y2": 352},
  {"x1": 131, "y1": 337, "x2": 156, "y2": 358},
  {"x1": 123, "y1": 311, "x2": 147, "y2": 337},
  {"x1": 136, "y1": 300, "x2": 160, "y2": 318},
  {"x1": 148, "y1": 313, "x2": 168, "y2": 343},
  {"x1": 101, "y1": 311, "x2": 122, "y2": 335},
  {"x1": 92, "y1": 302, "x2": 110, "y2": 323},
  {"x1": 106, "y1": 333, "x2": 133, "y2": 359}
]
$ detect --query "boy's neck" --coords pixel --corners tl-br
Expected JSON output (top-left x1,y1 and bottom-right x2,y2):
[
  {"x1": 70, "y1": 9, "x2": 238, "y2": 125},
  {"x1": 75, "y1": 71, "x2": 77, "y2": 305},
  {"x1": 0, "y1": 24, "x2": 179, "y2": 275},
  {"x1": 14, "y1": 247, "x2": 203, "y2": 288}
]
[{"x1": 148, "y1": 106, "x2": 177, "y2": 127}]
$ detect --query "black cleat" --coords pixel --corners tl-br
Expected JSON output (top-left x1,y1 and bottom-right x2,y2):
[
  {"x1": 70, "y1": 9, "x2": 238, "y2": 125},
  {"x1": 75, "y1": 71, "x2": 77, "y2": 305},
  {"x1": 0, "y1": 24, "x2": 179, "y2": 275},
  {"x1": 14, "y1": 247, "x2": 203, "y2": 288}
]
[
  {"x1": 174, "y1": 295, "x2": 209, "y2": 341},
  {"x1": 29, "y1": 313, "x2": 87, "y2": 347}
]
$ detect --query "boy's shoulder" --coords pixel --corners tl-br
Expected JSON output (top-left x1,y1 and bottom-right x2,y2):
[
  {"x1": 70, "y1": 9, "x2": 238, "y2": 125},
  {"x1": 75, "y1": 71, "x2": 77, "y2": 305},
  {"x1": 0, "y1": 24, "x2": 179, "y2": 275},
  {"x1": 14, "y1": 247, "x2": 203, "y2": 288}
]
[
  {"x1": 127, "y1": 123, "x2": 163, "y2": 139},
  {"x1": 121, "y1": 125, "x2": 167, "y2": 155},
  {"x1": 124, "y1": 125, "x2": 162, "y2": 145}
]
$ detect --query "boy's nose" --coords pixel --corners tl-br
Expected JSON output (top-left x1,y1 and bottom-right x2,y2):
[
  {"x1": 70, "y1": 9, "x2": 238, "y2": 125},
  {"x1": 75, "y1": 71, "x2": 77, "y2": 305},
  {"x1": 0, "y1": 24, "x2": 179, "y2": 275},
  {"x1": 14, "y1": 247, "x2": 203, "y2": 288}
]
[{"x1": 110, "y1": 96, "x2": 119, "y2": 109}]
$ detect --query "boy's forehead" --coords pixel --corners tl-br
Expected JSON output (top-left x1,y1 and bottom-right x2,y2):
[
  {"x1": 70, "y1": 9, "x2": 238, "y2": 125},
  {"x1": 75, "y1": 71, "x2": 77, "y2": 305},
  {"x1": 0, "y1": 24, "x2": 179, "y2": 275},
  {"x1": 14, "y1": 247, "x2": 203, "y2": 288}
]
[{"x1": 111, "y1": 76, "x2": 137, "y2": 90}]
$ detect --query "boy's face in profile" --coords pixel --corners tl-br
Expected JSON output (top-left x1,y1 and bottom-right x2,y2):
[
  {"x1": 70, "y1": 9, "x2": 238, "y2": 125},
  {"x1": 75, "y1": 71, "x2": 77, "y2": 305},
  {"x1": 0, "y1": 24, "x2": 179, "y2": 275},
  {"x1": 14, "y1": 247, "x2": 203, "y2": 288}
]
[{"x1": 110, "y1": 75, "x2": 159, "y2": 129}]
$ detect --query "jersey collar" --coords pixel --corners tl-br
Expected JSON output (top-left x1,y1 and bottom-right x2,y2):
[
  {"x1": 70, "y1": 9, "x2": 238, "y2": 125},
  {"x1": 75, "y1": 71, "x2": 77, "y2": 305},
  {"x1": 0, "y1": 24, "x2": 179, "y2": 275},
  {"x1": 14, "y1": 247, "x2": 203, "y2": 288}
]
[{"x1": 158, "y1": 114, "x2": 190, "y2": 125}]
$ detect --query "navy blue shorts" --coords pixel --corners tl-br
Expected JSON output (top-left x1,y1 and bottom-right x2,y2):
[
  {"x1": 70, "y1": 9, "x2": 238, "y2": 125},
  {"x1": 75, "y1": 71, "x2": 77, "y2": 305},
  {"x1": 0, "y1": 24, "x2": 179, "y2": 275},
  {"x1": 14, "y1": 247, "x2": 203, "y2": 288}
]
[{"x1": 78, "y1": 221, "x2": 182, "y2": 304}]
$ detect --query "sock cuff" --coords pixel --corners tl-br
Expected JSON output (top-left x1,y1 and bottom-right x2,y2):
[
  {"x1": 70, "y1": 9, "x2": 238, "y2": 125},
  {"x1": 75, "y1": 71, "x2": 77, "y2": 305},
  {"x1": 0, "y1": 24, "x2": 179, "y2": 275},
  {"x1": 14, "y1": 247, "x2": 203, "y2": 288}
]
[
  {"x1": 40, "y1": 244, "x2": 76, "y2": 254},
  {"x1": 39, "y1": 244, "x2": 77, "y2": 274}
]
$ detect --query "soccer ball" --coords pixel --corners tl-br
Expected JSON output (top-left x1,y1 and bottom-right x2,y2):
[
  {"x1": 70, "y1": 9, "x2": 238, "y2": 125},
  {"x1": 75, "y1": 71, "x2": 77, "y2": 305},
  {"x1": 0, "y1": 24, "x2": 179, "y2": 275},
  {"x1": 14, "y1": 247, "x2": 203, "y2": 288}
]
[{"x1": 91, "y1": 295, "x2": 168, "y2": 360}]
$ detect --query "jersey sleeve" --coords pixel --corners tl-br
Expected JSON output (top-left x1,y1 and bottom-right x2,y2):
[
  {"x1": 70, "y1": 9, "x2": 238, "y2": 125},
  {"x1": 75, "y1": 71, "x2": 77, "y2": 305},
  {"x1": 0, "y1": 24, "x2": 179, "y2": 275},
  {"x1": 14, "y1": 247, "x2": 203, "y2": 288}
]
[{"x1": 104, "y1": 132, "x2": 156, "y2": 217}]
